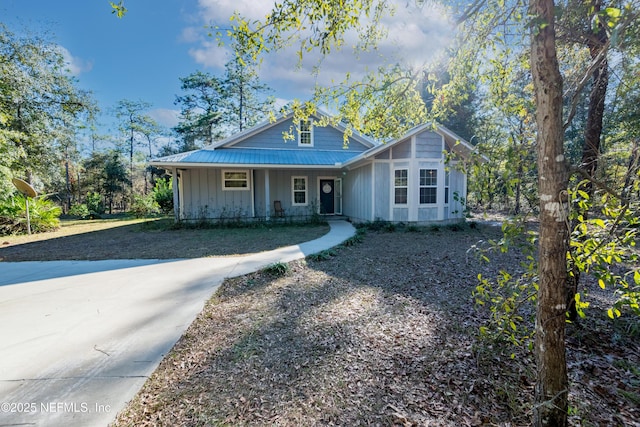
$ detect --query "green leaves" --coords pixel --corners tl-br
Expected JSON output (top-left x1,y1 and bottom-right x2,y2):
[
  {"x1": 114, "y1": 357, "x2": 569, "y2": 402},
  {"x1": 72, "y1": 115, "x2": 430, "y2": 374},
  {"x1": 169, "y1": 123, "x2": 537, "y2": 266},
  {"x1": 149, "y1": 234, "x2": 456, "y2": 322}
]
[
  {"x1": 110, "y1": 1, "x2": 128, "y2": 18},
  {"x1": 0, "y1": 193, "x2": 61, "y2": 235},
  {"x1": 1, "y1": 23, "x2": 96, "y2": 193},
  {"x1": 568, "y1": 179, "x2": 640, "y2": 320},
  {"x1": 596, "y1": 7, "x2": 622, "y2": 31},
  {"x1": 472, "y1": 217, "x2": 539, "y2": 347}
]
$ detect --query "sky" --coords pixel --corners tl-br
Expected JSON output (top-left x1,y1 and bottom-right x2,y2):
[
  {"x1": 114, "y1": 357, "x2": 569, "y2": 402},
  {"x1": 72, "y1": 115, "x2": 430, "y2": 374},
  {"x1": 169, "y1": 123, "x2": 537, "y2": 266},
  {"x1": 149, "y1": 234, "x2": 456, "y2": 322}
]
[{"x1": 2, "y1": 0, "x2": 455, "y2": 140}]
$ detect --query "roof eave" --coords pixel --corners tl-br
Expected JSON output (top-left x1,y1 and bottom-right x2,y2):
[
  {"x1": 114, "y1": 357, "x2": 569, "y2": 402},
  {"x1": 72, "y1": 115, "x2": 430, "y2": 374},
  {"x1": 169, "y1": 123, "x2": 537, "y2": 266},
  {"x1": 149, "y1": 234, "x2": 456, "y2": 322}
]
[{"x1": 149, "y1": 161, "x2": 346, "y2": 169}]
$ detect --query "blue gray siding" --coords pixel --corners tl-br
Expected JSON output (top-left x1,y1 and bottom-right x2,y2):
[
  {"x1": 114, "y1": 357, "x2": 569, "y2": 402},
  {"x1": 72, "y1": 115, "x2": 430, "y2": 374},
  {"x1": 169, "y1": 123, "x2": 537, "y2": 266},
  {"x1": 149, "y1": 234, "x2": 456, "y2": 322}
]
[
  {"x1": 391, "y1": 139, "x2": 411, "y2": 159},
  {"x1": 179, "y1": 167, "x2": 344, "y2": 220},
  {"x1": 343, "y1": 164, "x2": 372, "y2": 222},
  {"x1": 415, "y1": 131, "x2": 443, "y2": 158},
  {"x1": 232, "y1": 118, "x2": 370, "y2": 152},
  {"x1": 181, "y1": 168, "x2": 253, "y2": 220},
  {"x1": 448, "y1": 168, "x2": 467, "y2": 218},
  {"x1": 374, "y1": 163, "x2": 390, "y2": 221},
  {"x1": 344, "y1": 129, "x2": 466, "y2": 224},
  {"x1": 174, "y1": 122, "x2": 468, "y2": 224}
]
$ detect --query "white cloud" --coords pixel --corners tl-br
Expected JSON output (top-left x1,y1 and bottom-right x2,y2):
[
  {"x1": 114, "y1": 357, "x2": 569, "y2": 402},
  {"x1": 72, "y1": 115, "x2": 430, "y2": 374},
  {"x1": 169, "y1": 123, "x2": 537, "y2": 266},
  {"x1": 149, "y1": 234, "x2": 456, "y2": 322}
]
[
  {"x1": 57, "y1": 45, "x2": 93, "y2": 76},
  {"x1": 187, "y1": 0, "x2": 455, "y2": 99},
  {"x1": 149, "y1": 108, "x2": 181, "y2": 128},
  {"x1": 197, "y1": 0, "x2": 273, "y2": 23},
  {"x1": 188, "y1": 41, "x2": 232, "y2": 70}
]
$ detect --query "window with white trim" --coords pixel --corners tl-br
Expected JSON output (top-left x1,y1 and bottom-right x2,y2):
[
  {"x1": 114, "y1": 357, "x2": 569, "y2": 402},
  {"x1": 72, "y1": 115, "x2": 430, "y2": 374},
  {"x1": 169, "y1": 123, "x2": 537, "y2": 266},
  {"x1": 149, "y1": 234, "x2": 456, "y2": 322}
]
[
  {"x1": 222, "y1": 170, "x2": 250, "y2": 190},
  {"x1": 394, "y1": 169, "x2": 408, "y2": 204},
  {"x1": 298, "y1": 119, "x2": 313, "y2": 146},
  {"x1": 292, "y1": 176, "x2": 308, "y2": 205},
  {"x1": 444, "y1": 171, "x2": 450, "y2": 204},
  {"x1": 419, "y1": 169, "x2": 437, "y2": 204}
]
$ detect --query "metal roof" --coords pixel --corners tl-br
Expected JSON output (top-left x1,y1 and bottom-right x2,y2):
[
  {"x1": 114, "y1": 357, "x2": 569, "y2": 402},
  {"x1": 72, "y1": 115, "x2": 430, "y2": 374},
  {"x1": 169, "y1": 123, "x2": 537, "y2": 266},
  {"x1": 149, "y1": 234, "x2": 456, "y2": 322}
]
[{"x1": 151, "y1": 147, "x2": 362, "y2": 167}]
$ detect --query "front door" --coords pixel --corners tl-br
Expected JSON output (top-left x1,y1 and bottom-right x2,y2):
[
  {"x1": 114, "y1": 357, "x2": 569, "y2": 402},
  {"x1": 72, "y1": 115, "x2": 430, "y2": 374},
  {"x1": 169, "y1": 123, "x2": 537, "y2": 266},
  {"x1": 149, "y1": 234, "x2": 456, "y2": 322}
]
[{"x1": 319, "y1": 179, "x2": 335, "y2": 214}]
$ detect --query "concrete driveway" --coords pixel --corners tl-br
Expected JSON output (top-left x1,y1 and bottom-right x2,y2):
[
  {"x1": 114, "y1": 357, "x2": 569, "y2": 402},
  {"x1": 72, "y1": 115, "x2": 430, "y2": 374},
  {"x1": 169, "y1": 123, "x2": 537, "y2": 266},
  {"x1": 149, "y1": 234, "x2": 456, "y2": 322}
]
[{"x1": 0, "y1": 220, "x2": 354, "y2": 427}]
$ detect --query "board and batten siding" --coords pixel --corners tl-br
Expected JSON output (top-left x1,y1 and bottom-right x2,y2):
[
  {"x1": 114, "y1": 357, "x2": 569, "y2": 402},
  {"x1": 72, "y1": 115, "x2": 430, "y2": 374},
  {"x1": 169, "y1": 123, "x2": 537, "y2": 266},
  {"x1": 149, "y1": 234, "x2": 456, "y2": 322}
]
[
  {"x1": 374, "y1": 162, "x2": 391, "y2": 221},
  {"x1": 448, "y1": 168, "x2": 467, "y2": 218},
  {"x1": 253, "y1": 169, "x2": 267, "y2": 217},
  {"x1": 342, "y1": 164, "x2": 372, "y2": 222},
  {"x1": 345, "y1": 129, "x2": 466, "y2": 224},
  {"x1": 266, "y1": 169, "x2": 340, "y2": 217},
  {"x1": 180, "y1": 168, "x2": 254, "y2": 219},
  {"x1": 232, "y1": 117, "x2": 370, "y2": 152},
  {"x1": 179, "y1": 167, "x2": 347, "y2": 220}
]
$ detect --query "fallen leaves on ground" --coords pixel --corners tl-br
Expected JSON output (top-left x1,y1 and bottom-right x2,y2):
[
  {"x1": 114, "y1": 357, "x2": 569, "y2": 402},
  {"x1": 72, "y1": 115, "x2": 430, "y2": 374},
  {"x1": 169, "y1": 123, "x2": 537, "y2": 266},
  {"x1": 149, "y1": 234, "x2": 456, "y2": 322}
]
[{"x1": 112, "y1": 224, "x2": 640, "y2": 427}]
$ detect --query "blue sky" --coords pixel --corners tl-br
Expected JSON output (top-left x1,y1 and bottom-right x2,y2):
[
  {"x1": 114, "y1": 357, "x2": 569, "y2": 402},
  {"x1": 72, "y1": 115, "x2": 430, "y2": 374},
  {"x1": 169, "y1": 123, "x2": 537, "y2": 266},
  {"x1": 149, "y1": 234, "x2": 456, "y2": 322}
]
[{"x1": 3, "y1": 0, "x2": 454, "y2": 139}]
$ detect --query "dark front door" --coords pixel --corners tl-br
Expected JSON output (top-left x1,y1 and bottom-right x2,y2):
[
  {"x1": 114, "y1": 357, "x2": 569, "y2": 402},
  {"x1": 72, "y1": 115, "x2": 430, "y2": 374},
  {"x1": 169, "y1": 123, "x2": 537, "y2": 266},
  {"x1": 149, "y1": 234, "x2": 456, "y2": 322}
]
[{"x1": 319, "y1": 179, "x2": 334, "y2": 214}]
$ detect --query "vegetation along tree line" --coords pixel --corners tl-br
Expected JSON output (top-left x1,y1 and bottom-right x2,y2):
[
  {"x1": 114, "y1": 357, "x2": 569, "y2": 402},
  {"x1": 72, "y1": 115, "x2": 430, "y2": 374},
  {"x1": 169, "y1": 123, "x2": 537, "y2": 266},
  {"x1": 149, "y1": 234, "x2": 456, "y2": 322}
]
[
  {"x1": 0, "y1": 20, "x2": 274, "y2": 230},
  {"x1": 2, "y1": 0, "x2": 640, "y2": 425}
]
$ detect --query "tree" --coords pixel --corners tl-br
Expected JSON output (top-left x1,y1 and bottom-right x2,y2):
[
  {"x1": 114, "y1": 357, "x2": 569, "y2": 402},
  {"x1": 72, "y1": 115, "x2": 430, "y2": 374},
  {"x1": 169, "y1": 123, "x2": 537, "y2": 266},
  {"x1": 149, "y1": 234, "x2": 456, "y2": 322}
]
[
  {"x1": 528, "y1": 1, "x2": 570, "y2": 423},
  {"x1": 173, "y1": 61, "x2": 274, "y2": 150},
  {"x1": 114, "y1": 99, "x2": 161, "y2": 196},
  {"x1": 174, "y1": 71, "x2": 226, "y2": 150},
  {"x1": 83, "y1": 150, "x2": 129, "y2": 214},
  {"x1": 222, "y1": 52, "x2": 275, "y2": 132},
  {"x1": 0, "y1": 23, "x2": 95, "y2": 195}
]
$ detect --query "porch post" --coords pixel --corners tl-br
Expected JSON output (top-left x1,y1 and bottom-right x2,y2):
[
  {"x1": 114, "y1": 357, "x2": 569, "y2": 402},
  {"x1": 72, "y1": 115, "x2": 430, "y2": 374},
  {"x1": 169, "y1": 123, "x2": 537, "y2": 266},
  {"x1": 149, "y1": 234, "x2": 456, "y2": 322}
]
[
  {"x1": 171, "y1": 168, "x2": 180, "y2": 222},
  {"x1": 438, "y1": 162, "x2": 445, "y2": 221},
  {"x1": 264, "y1": 170, "x2": 270, "y2": 220}
]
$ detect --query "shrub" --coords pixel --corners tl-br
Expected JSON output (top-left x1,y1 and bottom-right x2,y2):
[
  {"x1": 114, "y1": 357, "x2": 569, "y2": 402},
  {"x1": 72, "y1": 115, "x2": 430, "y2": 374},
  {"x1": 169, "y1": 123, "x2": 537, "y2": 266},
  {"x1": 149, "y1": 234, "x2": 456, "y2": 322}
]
[
  {"x1": 307, "y1": 249, "x2": 337, "y2": 261},
  {"x1": 382, "y1": 222, "x2": 397, "y2": 232},
  {"x1": 86, "y1": 192, "x2": 105, "y2": 215},
  {"x1": 342, "y1": 228, "x2": 365, "y2": 246},
  {"x1": 130, "y1": 194, "x2": 160, "y2": 218},
  {"x1": 68, "y1": 203, "x2": 90, "y2": 218},
  {"x1": 0, "y1": 194, "x2": 61, "y2": 235},
  {"x1": 447, "y1": 222, "x2": 465, "y2": 232},
  {"x1": 262, "y1": 262, "x2": 290, "y2": 276},
  {"x1": 153, "y1": 178, "x2": 174, "y2": 214}
]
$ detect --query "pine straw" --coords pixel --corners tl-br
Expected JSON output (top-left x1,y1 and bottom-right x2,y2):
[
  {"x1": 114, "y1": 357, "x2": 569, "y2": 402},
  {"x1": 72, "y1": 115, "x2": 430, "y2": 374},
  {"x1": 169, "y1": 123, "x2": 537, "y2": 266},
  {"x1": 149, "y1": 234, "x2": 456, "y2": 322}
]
[{"x1": 112, "y1": 224, "x2": 639, "y2": 427}]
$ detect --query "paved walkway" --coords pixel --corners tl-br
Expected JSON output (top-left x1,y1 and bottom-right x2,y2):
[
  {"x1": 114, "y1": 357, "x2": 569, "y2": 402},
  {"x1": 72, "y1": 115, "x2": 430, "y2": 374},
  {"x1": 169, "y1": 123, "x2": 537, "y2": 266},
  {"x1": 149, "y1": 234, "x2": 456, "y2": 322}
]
[{"x1": 0, "y1": 220, "x2": 355, "y2": 427}]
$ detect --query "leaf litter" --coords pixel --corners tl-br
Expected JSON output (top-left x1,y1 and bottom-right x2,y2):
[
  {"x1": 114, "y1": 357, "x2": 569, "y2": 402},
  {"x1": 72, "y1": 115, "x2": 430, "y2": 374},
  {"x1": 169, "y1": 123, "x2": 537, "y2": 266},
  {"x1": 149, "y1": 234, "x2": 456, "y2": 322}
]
[{"x1": 112, "y1": 223, "x2": 639, "y2": 427}]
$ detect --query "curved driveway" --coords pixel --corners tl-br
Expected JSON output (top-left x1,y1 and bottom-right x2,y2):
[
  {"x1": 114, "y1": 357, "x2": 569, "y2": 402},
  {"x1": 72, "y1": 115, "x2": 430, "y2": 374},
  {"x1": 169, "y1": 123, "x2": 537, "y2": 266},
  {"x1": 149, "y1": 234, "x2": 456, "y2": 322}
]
[{"x1": 0, "y1": 220, "x2": 354, "y2": 427}]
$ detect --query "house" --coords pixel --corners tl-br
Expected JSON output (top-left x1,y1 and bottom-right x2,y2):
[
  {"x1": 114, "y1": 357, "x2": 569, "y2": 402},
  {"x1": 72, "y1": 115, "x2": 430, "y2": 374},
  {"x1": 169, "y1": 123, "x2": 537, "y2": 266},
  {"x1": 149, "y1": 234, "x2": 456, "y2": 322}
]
[{"x1": 150, "y1": 111, "x2": 476, "y2": 224}]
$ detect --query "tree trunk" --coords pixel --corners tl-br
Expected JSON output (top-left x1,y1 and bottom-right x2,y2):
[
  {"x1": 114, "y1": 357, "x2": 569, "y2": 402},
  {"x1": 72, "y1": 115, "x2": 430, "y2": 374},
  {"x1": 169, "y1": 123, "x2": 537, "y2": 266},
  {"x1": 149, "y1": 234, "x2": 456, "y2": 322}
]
[
  {"x1": 581, "y1": 0, "x2": 609, "y2": 196},
  {"x1": 567, "y1": 0, "x2": 609, "y2": 320},
  {"x1": 529, "y1": 0, "x2": 569, "y2": 425}
]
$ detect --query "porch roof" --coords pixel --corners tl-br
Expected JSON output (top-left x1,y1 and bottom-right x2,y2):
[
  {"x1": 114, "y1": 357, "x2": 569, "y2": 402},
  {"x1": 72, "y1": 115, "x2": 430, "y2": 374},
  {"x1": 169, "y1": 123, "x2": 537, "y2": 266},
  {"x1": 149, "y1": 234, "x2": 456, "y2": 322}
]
[{"x1": 151, "y1": 147, "x2": 360, "y2": 168}]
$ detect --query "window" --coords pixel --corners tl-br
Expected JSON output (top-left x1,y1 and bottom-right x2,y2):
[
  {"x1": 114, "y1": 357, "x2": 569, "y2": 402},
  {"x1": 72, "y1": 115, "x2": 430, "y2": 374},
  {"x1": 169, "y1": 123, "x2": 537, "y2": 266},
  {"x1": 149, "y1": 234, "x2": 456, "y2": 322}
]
[
  {"x1": 394, "y1": 169, "x2": 408, "y2": 204},
  {"x1": 292, "y1": 176, "x2": 308, "y2": 205},
  {"x1": 444, "y1": 171, "x2": 450, "y2": 204},
  {"x1": 298, "y1": 119, "x2": 313, "y2": 146},
  {"x1": 419, "y1": 169, "x2": 437, "y2": 204},
  {"x1": 222, "y1": 170, "x2": 250, "y2": 190}
]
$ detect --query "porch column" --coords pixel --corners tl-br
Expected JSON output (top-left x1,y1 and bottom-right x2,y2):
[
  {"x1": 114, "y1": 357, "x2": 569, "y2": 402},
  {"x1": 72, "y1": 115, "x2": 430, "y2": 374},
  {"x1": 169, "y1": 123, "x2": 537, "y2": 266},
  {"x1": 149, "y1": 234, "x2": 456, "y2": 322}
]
[
  {"x1": 437, "y1": 162, "x2": 445, "y2": 221},
  {"x1": 408, "y1": 136, "x2": 417, "y2": 222},
  {"x1": 250, "y1": 169, "x2": 256, "y2": 218},
  {"x1": 264, "y1": 170, "x2": 270, "y2": 220},
  {"x1": 171, "y1": 168, "x2": 180, "y2": 222}
]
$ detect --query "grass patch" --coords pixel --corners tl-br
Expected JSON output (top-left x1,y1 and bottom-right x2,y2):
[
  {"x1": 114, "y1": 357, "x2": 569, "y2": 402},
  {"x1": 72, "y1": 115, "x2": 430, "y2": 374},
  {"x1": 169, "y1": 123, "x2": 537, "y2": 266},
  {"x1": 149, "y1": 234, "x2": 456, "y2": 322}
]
[
  {"x1": 306, "y1": 248, "x2": 338, "y2": 261},
  {"x1": 261, "y1": 262, "x2": 290, "y2": 276}
]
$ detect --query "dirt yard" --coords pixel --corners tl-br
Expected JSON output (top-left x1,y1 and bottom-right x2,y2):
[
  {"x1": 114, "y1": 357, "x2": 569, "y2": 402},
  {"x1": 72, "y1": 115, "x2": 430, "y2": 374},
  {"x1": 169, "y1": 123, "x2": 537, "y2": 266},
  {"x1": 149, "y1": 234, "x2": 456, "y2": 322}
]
[
  {"x1": 0, "y1": 218, "x2": 330, "y2": 261},
  {"x1": 110, "y1": 222, "x2": 639, "y2": 427}
]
